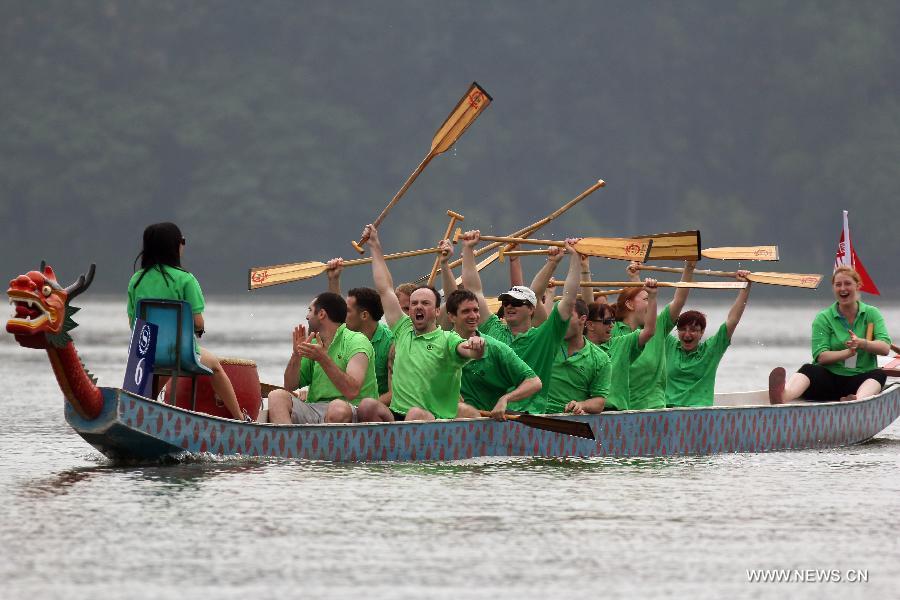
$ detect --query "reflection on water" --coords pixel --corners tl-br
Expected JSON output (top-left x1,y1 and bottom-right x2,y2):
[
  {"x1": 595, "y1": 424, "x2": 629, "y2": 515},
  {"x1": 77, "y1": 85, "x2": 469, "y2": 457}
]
[{"x1": 1, "y1": 299, "x2": 899, "y2": 599}]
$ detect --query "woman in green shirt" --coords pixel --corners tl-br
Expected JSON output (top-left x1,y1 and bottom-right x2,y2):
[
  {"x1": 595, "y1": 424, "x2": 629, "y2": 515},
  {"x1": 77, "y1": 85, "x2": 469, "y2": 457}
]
[
  {"x1": 770, "y1": 267, "x2": 891, "y2": 403},
  {"x1": 127, "y1": 222, "x2": 247, "y2": 421}
]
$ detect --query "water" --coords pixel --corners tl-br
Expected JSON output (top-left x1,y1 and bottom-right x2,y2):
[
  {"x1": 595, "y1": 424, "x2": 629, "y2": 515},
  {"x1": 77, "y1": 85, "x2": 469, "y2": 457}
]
[{"x1": 1, "y1": 297, "x2": 899, "y2": 599}]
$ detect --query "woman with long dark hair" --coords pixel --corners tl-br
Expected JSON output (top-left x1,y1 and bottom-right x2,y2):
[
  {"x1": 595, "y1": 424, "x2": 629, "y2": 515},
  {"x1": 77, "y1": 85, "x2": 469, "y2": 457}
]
[{"x1": 127, "y1": 222, "x2": 248, "y2": 421}]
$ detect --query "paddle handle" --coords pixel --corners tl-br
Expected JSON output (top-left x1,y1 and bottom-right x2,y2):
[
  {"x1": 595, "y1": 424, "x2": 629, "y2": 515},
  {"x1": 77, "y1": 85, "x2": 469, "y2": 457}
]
[
  {"x1": 474, "y1": 234, "x2": 566, "y2": 248},
  {"x1": 418, "y1": 179, "x2": 606, "y2": 281},
  {"x1": 352, "y1": 153, "x2": 436, "y2": 253},
  {"x1": 499, "y1": 249, "x2": 552, "y2": 261},
  {"x1": 427, "y1": 210, "x2": 465, "y2": 286},
  {"x1": 639, "y1": 265, "x2": 737, "y2": 278},
  {"x1": 553, "y1": 289, "x2": 624, "y2": 299},
  {"x1": 343, "y1": 245, "x2": 444, "y2": 268},
  {"x1": 549, "y1": 279, "x2": 746, "y2": 289}
]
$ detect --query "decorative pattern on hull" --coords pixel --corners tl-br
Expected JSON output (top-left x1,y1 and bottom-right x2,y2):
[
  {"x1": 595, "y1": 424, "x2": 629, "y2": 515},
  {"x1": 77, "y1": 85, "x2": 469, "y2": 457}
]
[{"x1": 68, "y1": 385, "x2": 900, "y2": 462}]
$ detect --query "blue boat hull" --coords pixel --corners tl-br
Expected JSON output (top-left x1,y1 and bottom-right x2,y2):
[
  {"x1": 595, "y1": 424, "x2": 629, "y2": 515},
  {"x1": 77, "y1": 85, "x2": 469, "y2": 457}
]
[{"x1": 65, "y1": 384, "x2": 900, "y2": 462}]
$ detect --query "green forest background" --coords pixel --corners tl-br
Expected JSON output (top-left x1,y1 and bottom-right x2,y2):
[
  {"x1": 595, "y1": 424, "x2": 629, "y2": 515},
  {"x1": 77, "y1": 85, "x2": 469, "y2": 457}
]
[{"x1": 2, "y1": 0, "x2": 898, "y2": 297}]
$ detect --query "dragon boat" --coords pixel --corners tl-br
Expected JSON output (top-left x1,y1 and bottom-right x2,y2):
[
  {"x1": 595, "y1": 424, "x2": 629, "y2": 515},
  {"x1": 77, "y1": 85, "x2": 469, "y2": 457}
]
[{"x1": 7, "y1": 263, "x2": 900, "y2": 463}]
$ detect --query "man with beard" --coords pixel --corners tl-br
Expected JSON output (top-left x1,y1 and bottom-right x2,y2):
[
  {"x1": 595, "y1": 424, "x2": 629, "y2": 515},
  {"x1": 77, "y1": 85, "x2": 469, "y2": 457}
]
[
  {"x1": 355, "y1": 224, "x2": 485, "y2": 422},
  {"x1": 664, "y1": 271, "x2": 752, "y2": 407},
  {"x1": 267, "y1": 292, "x2": 378, "y2": 424},
  {"x1": 459, "y1": 230, "x2": 582, "y2": 415},
  {"x1": 445, "y1": 289, "x2": 542, "y2": 420},
  {"x1": 545, "y1": 299, "x2": 611, "y2": 415}
]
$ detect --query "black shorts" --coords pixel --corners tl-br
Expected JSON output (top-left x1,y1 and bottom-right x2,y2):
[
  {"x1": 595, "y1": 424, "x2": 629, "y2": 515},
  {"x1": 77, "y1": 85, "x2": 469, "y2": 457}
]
[
  {"x1": 390, "y1": 410, "x2": 407, "y2": 421},
  {"x1": 797, "y1": 363, "x2": 887, "y2": 401}
]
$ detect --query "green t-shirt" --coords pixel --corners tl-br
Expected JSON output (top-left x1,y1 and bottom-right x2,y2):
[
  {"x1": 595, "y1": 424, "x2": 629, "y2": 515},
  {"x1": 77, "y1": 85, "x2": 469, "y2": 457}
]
[
  {"x1": 545, "y1": 338, "x2": 611, "y2": 414},
  {"x1": 812, "y1": 301, "x2": 892, "y2": 376},
  {"x1": 369, "y1": 322, "x2": 394, "y2": 395},
  {"x1": 664, "y1": 323, "x2": 731, "y2": 407},
  {"x1": 601, "y1": 330, "x2": 643, "y2": 410},
  {"x1": 626, "y1": 305, "x2": 675, "y2": 410},
  {"x1": 478, "y1": 303, "x2": 570, "y2": 414},
  {"x1": 390, "y1": 316, "x2": 469, "y2": 419},
  {"x1": 461, "y1": 335, "x2": 537, "y2": 412},
  {"x1": 127, "y1": 264, "x2": 205, "y2": 326},
  {"x1": 298, "y1": 324, "x2": 377, "y2": 406}
]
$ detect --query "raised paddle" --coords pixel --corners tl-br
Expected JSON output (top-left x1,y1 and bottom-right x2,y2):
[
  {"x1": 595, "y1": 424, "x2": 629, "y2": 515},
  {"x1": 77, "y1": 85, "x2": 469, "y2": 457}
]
[
  {"x1": 478, "y1": 411, "x2": 595, "y2": 440},
  {"x1": 415, "y1": 179, "x2": 606, "y2": 284},
  {"x1": 550, "y1": 279, "x2": 749, "y2": 290},
  {"x1": 249, "y1": 245, "x2": 445, "y2": 290},
  {"x1": 701, "y1": 246, "x2": 779, "y2": 261},
  {"x1": 426, "y1": 210, "x2": 465, "y2": 286},
  {"x1": 352, "y1": 82, "x2": 492, "y2": 254},
  {"x1": 497, "y1": 230, "x2": 697, "y2": 262},
  {"x1": 636, "y1": 265, "x2": 822, "y2": 289},
  {"x1": 456, "y1": 230, "x2": 653, "y2": 262}
]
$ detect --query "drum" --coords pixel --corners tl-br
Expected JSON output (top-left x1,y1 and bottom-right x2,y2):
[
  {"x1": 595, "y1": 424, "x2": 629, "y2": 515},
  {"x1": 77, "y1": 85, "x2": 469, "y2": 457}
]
[{"x1": 166, "y1": 357, "x2": 262, "y2": 420}]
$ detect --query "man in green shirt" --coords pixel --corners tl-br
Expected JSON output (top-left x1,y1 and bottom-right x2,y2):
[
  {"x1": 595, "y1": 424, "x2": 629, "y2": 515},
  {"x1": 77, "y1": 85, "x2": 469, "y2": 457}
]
[
  {"x1": 268, "y1": 292, "x2": 378, "y2": 424},
  {"x1": 355, "y1": 224, "x2": 485, "y2": 422},
  {"x1": 546, "y1": 299, "x2": 611, "y2": 414},
  {"x1": 459, "y1": 230, "x2": 582, "y2": 414},
  {"x1": 446, "y1": 289, "x2": 542, "y2": 420},
  {"x1": 665, "y1": 271, "x2": 751, "y2": 407}
]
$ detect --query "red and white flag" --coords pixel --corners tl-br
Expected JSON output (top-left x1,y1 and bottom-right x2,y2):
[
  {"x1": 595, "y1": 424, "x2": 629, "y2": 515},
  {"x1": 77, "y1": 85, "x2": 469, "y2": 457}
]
[{"x1": 835, "y1": 210, "x2": 880, "y2": 295}]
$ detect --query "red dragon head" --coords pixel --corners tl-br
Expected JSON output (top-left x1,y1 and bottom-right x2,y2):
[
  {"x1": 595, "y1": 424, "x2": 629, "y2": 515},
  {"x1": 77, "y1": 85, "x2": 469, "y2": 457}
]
[{"x1": 7, "y1": 263, "x2": 95, "y2": 349}]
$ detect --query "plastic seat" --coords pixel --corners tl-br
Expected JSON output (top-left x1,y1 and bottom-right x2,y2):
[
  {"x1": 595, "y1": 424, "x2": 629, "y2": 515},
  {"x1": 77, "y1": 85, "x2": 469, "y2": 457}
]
[{"x1": 136, "y1": 299, "x2": 212, "y2": 411}]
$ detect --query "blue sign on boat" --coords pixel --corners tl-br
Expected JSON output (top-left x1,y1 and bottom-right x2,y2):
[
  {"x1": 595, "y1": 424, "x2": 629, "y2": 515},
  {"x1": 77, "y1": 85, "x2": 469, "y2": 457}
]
[{"x1": 124, "y1": 318, "x2": 157, "y2": 397}]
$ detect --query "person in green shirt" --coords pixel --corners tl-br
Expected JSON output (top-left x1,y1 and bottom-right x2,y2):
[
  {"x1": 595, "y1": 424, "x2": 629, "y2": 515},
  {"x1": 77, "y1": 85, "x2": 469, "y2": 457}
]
[
  {"x1": 665, "y1": 271, "x2": 752, "y2": 407},
  {"x1": 458, "y1": 230, "x2": 582, "y2": 415},
  {"x1": 613, "y1": 261, "x2": 695, "y2": 410},
  {"x1": 268, "y1": 292, "x2": 378, "y2": 424},
  {"x1": 446, "y1": 289, "x2": 542, "y2": 420},
  {"x1": 770, "y1": 266, "x2": 892, "y2": 403},
  {"x1": 127, "y1": 222, "x2": 247, "y2": 422},
  {"x1": 546, "y1": 299, "x2": 611, "y2": 415},
  {"x1": 354, "y1": 224, "x2": 485, "y2": 422}
]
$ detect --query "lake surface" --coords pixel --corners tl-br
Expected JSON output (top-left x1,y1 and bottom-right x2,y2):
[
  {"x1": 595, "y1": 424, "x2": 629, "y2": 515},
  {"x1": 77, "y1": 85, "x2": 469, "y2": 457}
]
[{"x1": 1, "y1": 296, "x2": 898, "y2": 599}]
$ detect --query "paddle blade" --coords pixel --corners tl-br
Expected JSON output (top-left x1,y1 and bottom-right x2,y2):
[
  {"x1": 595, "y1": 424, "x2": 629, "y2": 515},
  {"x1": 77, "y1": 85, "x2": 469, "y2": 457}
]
[
  {"x1": 430, "y1": 82, "x2": 493, "y2": 155},
  {"x1": 748, "y1": 272, "x2": 822, "y2": 289},
  {"x1": 574, "y1": 237, "x2": 652, "y2": 262},
  {"x1": 511, "y1": 414, "x2": 595, "y2": 440},
  {"x1": 635, "y1": 230, "x2": 701, "y2": 261},
  {"x1": 485, "y1": 297, "x2": 502, "y2": 315},
  {"x1": 702, "y1": 246, "x2": 779, "y2": 261},
  {"x1": 248, "y1": 261, "x2": 328, "y2": 290}
]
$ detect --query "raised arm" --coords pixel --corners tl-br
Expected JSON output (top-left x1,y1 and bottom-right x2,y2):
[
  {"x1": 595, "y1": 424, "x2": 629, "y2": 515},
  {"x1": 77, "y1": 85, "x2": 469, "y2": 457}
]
[
  {"x1": 437, "y1": 239, "x2": 456, "y2": 330},
  {"x1": 669, "y1": 260, "x2": 695, "y2": 321},
  {"x1": 460, "y1": 230, "x2": 493, "y2": 325},
  {"x1": 626, "y1": 261, "x2": 641, "y2": 282},
  {"x1": 364, "y1": 224, "x2": 404, "y2": 328},
  {"x1": 508, "y1": 247, "x2": 524, "y2": 287},
  {"x1": 637, "y1": 279, "x2": 659, "y2": 347},
  {"x1": 725, "y1": 270, "x2": 751, "y2": 338},
  {"x1": 580, "y1": 254, "x2": 597, "y2": 305},
  {"x1": 530, "y1": 246, "x2": 564, "y2": 324},
  {"x1": 326, "y1": 258, "x2": 343, "y2": 296},
  {"x1": 556, "y1": 239, "x2": 583, "y2": 322}
]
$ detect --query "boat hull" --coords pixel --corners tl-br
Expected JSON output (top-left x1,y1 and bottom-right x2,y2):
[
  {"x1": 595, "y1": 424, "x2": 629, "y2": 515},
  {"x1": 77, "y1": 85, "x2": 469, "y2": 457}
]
[{"x1": 65, "y1": 384, "x2": 900, "y2": 462}]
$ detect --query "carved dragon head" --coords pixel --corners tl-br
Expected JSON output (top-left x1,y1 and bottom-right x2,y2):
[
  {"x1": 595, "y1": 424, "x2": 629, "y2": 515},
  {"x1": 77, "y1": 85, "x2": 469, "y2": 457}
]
[{"x1": 7, "y1": 263, "x2": 95, "y2": 349}]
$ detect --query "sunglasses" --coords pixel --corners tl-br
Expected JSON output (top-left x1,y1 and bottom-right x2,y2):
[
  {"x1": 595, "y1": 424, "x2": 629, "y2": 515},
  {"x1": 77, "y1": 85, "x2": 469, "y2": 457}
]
[
  {"x1": 590, "y1": 318, "x2": 616, "y2": 325},
  {"x1": 502, "y1": 299, "x2": 530, "y2": 308},
  {"x1": 180, "y1": 237, "x2": 187, "y2": 246}
]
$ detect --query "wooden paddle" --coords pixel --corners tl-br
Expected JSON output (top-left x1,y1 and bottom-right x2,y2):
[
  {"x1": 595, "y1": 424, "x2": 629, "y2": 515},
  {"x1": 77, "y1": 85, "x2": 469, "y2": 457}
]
[
  {"x1": 550, "y1": 279, "x2": 749, "y2": 290},
  {"x1": 478, "y1": 410, "x2": 595, "y2": 440},
  {"x1": 637, "y1": 265, "x2": 822, "y2": 289},
  {"x1": 458, "y1": 230, "x2": 653, "y2": 262},
  {"x1": 426, "y1": 210, "x2": 465, "y2": 286},
  {"x1": 249, "y1": 245, "x2": 445, "y2": 290},
  {"x1": 501, "y1": 238, "x2": 778, "y2": 263},
  {"x1": 415, "y1": 179, "x2": 607, "y2": 284},
  {"x1": 351, "y1": 82, "x2": 492, "y2": 253}
]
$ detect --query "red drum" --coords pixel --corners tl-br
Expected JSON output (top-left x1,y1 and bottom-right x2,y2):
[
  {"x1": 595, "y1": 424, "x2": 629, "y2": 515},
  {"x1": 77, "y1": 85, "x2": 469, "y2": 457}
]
[{"x1": 165, "y1": 357, "x2": 262, "y2": 420}]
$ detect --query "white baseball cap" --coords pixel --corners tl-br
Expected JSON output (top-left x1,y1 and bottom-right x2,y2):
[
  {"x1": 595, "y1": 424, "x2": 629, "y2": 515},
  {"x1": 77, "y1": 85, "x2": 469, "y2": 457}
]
[{"x1": 498, "y1": 285, "x2": 537, "y2": 306}]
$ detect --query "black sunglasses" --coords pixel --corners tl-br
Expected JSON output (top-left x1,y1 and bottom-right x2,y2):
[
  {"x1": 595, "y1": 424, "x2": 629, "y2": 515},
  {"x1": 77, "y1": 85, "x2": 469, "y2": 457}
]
[
  {"x1": 502, "y1": 299, "x2": 529, "y2": 308},
  {"x1": 590, "y1": 318, "x2": 616, "y2": 325},
  {"x1": 180, "y1": 237, "x2": 187, "y2": 246}
]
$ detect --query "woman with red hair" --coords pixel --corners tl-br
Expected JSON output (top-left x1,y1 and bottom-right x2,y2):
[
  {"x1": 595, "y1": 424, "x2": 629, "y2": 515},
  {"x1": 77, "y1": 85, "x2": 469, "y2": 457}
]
[{"x1": 770, "y1": 266, "x2": 892, "y2": 403}]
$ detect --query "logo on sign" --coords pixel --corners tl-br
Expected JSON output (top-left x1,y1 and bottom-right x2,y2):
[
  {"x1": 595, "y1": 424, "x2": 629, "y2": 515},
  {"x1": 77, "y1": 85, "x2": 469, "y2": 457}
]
[{"x1": 138, "y1": 324, "x2": 151, "y2": 356}]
